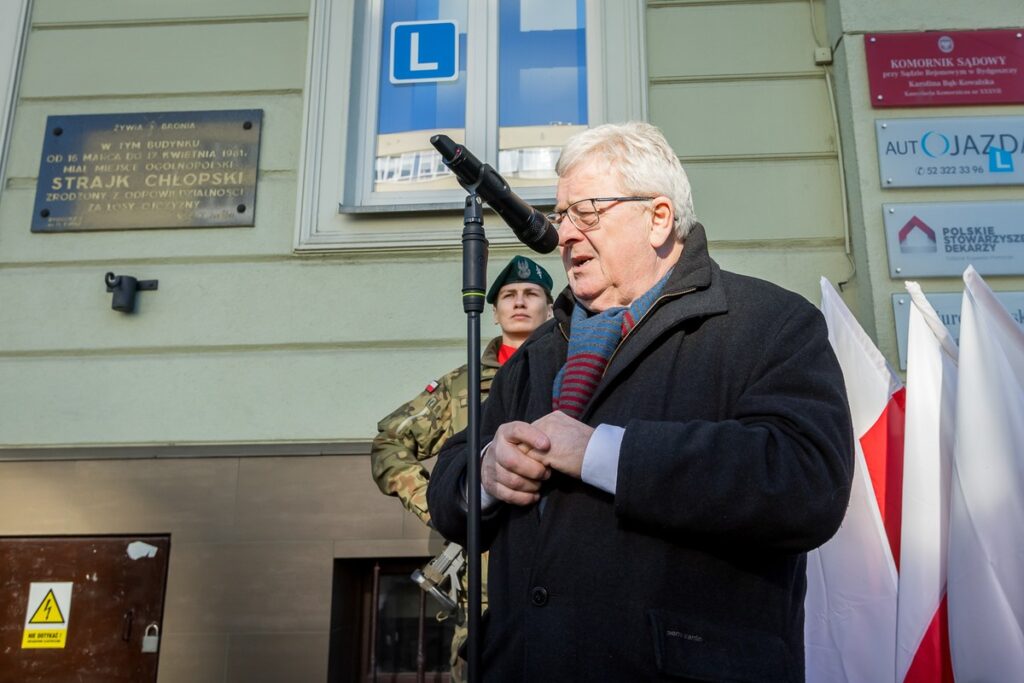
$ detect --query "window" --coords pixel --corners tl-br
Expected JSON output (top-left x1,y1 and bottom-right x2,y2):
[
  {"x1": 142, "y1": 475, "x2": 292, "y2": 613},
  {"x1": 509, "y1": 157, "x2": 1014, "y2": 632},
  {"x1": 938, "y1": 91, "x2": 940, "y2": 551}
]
[
  {"x1": 329, "y1": 558, "x2": 455, "y2": 682},
  {"x1": 0, "y1": 0, "x2": 31, "y2": 190},
  {"x1": 296, "y1": 0, "x2": 646, "y2": 251},
  {"x1": 371, "y1": 0, "x2": 587, "y2": 196}
]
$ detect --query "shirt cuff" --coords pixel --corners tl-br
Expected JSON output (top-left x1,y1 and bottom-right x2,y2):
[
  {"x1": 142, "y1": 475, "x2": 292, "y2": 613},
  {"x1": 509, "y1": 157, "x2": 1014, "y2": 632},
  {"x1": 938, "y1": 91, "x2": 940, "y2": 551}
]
[
  {"x1": 580, "y1": 424, "x2": 624, "y2": 494},
  {"x1": 479, "y1": 441, "x2": 499, "y2": 510}
]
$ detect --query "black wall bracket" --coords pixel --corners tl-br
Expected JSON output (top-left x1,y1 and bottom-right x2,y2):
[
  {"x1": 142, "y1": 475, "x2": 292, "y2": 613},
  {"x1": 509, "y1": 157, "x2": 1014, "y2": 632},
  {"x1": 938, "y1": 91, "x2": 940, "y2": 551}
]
[{"x1": 105, "y1": 272, "x2": 158, "y2": 313}]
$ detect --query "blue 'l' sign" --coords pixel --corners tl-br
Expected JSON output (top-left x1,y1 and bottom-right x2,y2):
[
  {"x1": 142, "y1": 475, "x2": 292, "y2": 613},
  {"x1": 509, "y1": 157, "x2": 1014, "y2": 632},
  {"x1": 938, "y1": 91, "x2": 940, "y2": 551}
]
[
  {"x1": 390, "y1": 20, "x2": 459, "y2": 84},
  {"x1": 989, "y1": 147, "x2": 1015, "y2": 173}
]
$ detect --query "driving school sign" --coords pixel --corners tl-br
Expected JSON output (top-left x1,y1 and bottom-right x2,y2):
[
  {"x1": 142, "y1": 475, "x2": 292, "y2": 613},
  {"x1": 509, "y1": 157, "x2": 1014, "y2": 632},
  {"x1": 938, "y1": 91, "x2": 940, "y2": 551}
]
[{"x1": 876, "y1": 116, "x2": 1024, "y2": 187}]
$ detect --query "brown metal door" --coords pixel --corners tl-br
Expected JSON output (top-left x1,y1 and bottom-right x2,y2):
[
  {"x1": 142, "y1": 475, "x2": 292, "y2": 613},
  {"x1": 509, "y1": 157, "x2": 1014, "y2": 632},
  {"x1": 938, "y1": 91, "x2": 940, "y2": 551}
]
[{"x1": 0, "y1": 535, "x2": 170, "y2": 683}]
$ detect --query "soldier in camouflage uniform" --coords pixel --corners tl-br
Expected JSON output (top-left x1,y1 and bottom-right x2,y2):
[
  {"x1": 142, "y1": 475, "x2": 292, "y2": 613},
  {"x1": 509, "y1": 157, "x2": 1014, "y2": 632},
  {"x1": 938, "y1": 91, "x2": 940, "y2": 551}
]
[{"x1": 371, "y1": 255, "x2": 554, "y2": 682}]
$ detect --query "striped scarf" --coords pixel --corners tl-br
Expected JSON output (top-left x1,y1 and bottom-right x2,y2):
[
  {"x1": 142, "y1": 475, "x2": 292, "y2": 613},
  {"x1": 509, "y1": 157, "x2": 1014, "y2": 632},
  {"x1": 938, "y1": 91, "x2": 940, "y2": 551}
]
[{"x1": 552, "y1": 271, "x2": 671, "y2": 418}]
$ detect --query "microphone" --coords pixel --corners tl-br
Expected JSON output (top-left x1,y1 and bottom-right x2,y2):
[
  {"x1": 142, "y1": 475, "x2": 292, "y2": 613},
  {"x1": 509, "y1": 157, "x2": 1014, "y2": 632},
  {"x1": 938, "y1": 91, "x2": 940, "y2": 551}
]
[{"x1": 430, "y1": 134, "x2": 559, "y2": 254}]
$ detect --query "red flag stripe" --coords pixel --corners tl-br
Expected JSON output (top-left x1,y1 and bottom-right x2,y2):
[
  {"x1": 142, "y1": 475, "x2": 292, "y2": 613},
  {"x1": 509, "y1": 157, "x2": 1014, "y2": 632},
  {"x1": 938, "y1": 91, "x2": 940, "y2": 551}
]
[
  {"x1": 904, "y1": 595, "x2": 954, "y2": 683},
  {"x1": 859, "y1": 387, "x2": 906, "y2": 569}
]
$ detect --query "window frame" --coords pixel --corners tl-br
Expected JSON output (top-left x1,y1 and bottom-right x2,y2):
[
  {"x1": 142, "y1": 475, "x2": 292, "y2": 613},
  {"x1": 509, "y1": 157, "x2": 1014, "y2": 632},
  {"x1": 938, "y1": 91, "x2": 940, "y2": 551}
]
[
  {"x1": 295, "y1": 0, "x2": 647, "y2": 252},
  {"x1": 0, "y1": 0, "x2": 32, "y2": 192},
  {"x1": 329, "y1": 557, "x2": 453, "y2": 682}
]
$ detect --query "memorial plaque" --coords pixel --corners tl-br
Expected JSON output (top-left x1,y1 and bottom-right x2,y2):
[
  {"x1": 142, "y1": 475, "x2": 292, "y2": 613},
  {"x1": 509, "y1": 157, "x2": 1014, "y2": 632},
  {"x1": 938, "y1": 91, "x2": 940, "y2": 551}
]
[
  {"x1": 892, "y1": 290, "x2": 1024, "y2": 370},
  {"x1": 32, "y1": 110, "x2": 262, "y2": 232},
  {"x1": 876, "y1": 116, "x2": 1024, "y2": 187},
  {"x1": 866, "y1": 30, "x2": 1024, "y2": 108},
  {"x1": 884, "y1": 201, "x2": 1024, "y2": 277}
]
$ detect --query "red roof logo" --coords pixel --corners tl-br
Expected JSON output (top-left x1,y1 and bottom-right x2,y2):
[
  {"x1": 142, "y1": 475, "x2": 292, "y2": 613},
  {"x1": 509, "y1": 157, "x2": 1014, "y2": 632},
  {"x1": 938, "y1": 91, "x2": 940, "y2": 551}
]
[{"x1": 898, "y1": 216, "x2": 937, "y2": 253}]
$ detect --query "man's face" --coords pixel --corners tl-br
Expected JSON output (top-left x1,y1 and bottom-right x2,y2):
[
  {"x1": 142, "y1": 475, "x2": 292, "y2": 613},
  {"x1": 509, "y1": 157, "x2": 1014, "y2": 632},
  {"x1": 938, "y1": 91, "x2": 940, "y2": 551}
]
[
  {"x1": 555, "y1": 162, "x2": 660, "y2": 312},
  {"x1": 493, "y1": 283, "x2": 551, "y2": 338}
]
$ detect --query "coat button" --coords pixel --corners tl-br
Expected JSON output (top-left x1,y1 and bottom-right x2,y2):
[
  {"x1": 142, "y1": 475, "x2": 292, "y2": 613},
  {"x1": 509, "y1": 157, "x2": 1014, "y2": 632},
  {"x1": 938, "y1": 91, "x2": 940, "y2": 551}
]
[{"x1": 530, "y1": 587, "x2": 548, "y2": 606}]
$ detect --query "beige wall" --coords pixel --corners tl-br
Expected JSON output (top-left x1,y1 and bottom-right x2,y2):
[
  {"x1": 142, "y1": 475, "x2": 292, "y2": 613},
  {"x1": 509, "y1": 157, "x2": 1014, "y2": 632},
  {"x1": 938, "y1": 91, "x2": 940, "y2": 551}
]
[
  {"x1": 829, "y1": 0, "x2": 1024, "y2": 34},
  {"x1": 0, "y1": 0, "x2": 562, "y2": 450},
  {"x1": 1, "y1": 0, "x2": 862, "y2": 450},
  {"x1": 646, "y1": 0, "x2": 852, "y2": 307},
  {"x1": 6, "y1": 3, "x2": 1019, "y2": 446}
]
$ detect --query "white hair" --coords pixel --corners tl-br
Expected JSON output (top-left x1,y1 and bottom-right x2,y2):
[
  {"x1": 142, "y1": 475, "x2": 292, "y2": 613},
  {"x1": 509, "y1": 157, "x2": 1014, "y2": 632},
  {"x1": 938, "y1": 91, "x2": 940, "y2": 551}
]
[{"x1": 556, "y1": 121, "x2": 697, "y2": 240}]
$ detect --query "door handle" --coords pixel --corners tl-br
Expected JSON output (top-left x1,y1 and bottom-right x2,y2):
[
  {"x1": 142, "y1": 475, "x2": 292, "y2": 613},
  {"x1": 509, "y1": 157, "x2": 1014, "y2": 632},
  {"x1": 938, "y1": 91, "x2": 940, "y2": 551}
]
[{"x1": 122, "y1": 608, "x2": 135, "y2": 642}]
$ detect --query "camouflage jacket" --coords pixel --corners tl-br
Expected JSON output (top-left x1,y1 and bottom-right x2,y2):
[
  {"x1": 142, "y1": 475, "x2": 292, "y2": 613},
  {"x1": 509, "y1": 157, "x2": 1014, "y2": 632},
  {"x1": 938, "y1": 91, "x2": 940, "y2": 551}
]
[{"x1": 370, "y1": 337, "x2": 502, "y2": 526}]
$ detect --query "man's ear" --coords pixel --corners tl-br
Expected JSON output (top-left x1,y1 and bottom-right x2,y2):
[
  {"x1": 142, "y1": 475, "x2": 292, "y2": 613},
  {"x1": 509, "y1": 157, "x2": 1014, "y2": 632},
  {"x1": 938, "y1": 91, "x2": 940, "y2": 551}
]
[{"x1": 648, "y1": 196, "x2": 676, "y2": 249}]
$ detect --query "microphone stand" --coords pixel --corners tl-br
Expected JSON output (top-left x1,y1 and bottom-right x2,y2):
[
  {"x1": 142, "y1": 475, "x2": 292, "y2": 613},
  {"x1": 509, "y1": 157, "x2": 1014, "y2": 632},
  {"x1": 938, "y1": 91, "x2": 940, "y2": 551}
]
[
  {"x1": 433, "y1": 132, "x2": 553, "y2": 682},
  {"x1": 458, "y1": 183, "x2": 487, "y2": 683}
]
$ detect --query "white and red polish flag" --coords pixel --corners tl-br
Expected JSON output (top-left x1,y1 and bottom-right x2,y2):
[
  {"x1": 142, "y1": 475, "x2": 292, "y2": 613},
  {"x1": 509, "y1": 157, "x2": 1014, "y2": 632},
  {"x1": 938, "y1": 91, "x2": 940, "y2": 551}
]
[
  {"x1": 805, "y1": 278, "x2": 903, "y2": 682},
  {"x1": 897, "y1": 283, "x2": 956, "y2": 683},
  {"x1": 947, "y1": 266, "x2": 1024, "y2": 680}
]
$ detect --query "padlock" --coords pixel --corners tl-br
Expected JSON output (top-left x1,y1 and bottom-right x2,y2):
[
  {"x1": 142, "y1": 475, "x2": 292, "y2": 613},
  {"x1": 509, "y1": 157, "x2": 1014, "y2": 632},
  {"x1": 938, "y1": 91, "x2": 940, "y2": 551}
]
[{"x1": 141, "y1": 624, "x2": 160, "y2": 653}]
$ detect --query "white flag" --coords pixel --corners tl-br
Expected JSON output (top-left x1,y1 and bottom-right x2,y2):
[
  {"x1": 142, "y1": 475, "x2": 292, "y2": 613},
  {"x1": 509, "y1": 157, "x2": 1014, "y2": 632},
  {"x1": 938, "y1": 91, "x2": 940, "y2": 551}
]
[
  {"x1": 806, "y1": 278, "x2": 901, "y2": 683},
  {"x1": 897, "y1": 283, "x2": 956, "y2": 682},
  {"x1": 947, "y1": 266, "x2": 1024, "y2": 680}
]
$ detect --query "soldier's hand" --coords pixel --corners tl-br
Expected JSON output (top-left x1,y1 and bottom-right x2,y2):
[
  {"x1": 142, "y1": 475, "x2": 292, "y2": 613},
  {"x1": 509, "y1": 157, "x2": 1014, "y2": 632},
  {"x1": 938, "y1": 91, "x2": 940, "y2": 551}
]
[
  {"x1": 483, "y1": 421, "x2": 551, "y2": 506},
  {"x1": 530, "y1": 411, "x2": 593, "y2": 479}
]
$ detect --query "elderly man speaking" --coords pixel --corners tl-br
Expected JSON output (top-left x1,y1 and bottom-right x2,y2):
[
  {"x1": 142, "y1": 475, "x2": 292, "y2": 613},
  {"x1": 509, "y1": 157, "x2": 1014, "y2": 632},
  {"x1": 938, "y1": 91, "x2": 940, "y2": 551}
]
[{"x1": 428, "y1": 122, "x2": 854, "y2": 682}]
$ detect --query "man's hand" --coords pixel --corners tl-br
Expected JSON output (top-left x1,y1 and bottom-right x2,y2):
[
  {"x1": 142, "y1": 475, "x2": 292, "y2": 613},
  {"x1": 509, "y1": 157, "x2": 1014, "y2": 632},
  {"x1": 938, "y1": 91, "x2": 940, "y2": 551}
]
[
  {"x1": 482, "y1": 421, "x2": 552, "y2": 506},
  {"x1": 530, "y1": 411, "x2": 594, "y2": 479},
  {"x1": 483, "y1": 412, "x2": 596, "y2": 505}
]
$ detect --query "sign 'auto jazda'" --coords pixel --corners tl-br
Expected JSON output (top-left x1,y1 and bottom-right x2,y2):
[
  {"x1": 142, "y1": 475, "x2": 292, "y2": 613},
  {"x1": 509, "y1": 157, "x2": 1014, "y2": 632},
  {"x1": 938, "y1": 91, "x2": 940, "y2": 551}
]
[{"x1": 876, "y1": 115, "x2": 1024, "y2": 187}]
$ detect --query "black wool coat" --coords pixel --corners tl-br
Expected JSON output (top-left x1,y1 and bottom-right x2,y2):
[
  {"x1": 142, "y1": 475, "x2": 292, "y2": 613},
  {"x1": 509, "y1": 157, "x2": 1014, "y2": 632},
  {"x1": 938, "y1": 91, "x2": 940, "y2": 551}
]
[{"x1": 428, "y1": 224, "x2": 854, "y2": 682}]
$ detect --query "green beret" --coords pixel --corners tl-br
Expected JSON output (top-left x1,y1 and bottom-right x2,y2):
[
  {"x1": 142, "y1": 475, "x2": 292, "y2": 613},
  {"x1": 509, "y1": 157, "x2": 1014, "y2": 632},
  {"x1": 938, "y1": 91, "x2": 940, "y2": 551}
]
[{"x1": 486, "y1": 255, "x2": 554, "y2": 303}]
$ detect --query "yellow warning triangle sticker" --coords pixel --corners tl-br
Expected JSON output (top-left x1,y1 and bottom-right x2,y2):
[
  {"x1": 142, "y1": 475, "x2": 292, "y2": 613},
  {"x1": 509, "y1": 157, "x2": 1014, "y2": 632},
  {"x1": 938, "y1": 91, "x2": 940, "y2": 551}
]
[{"x1": 28, "y1": 589, "x2": 65, "y2": 624}]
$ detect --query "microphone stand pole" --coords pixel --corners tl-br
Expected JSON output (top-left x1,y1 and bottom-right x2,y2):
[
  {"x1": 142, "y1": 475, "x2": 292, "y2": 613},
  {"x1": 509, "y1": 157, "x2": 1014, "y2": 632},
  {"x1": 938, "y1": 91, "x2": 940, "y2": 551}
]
[{"x1": 459, "y1": 185, "x2": 487, "y2": 683}]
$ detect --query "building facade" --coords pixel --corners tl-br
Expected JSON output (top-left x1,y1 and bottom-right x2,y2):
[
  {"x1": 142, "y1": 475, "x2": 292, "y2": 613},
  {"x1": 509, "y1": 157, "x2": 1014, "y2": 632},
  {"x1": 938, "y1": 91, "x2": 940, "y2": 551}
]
[{"x1": 0, "y1": 0, "x2": 1021, "y2": 681}]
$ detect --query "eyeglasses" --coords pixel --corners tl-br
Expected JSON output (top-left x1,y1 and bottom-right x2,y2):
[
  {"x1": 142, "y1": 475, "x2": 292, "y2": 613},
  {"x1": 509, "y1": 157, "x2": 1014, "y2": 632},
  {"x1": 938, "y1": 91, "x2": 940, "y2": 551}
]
[{"x1": 545, "y1": 196, "x2": 657, "y2": 232}]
